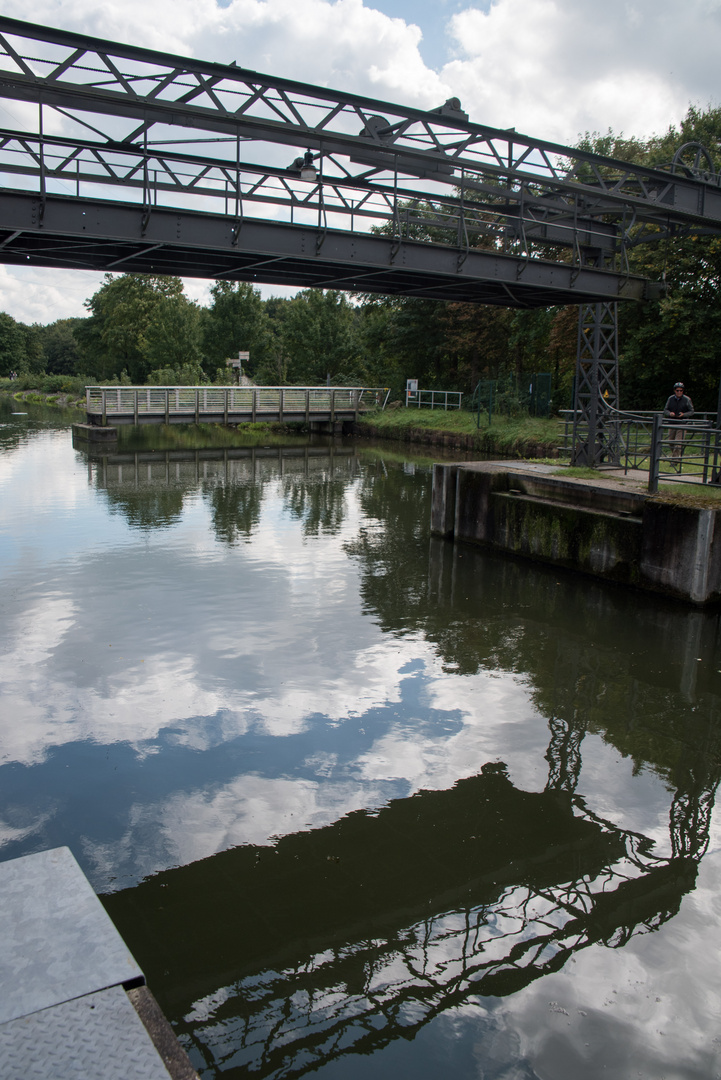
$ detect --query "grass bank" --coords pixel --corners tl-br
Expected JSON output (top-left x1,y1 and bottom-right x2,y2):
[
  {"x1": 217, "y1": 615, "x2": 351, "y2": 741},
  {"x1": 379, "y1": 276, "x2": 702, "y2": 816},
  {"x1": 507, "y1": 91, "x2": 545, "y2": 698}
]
[
  {"x1": 0, "y1": 375, "x2": 87, "y2": 410},
  {"x1": 354, "y1": 407, "x2": 560, "y2": 457}
]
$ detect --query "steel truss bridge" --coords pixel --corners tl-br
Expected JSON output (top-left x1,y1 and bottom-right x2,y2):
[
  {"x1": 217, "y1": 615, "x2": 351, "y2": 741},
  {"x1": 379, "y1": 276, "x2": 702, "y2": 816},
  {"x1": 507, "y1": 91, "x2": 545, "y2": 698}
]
[{"x1": 1, "y1": 18, "x2": 721, "y2": 458}]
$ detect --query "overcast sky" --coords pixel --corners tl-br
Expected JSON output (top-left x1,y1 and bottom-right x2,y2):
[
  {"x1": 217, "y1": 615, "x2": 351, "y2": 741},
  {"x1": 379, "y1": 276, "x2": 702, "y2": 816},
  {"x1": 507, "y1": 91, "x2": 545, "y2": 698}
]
[{"x1": 1, "y1": 0, "x2": 719, "y2": 324}]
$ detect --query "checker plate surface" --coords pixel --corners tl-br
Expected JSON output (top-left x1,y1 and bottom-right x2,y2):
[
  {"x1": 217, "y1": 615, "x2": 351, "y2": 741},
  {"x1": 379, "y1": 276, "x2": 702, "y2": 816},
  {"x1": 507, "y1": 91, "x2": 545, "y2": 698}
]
[
  {"x1": 0, "y1": 985, "x2": 171, "y2": 1080},
  {"x1": 0, "y1": 847, "x2": 142, "y2": 1024}
]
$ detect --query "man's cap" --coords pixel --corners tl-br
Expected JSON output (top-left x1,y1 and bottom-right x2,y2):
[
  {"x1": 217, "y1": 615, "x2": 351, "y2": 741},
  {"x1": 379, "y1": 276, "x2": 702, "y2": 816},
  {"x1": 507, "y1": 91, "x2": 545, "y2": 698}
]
[{"x1": 674, "y1": 382, "x2": 685, "y2": 389}]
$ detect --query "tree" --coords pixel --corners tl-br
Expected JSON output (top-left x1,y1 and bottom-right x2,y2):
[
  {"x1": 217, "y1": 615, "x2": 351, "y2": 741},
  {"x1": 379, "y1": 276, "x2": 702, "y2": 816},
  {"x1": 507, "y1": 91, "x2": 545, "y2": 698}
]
[
  {"x1": 0, "y1": 312, "x2": 28, "y2": 377},
  {"x1": 202, "y1": 281, "x2": 270, "y2": 379},
  {"x1": 77, "y1": 274, "x2": 193, "y2": 383},
  {"x1": 282, "y1": 290, "x2": 358, "y2": 384},
  {"x1": 39, "y1": 318, "x2": 85, "y2": 375},
  {"x1": 145, "y1": 295, "x2": 203, "y2": 375}
]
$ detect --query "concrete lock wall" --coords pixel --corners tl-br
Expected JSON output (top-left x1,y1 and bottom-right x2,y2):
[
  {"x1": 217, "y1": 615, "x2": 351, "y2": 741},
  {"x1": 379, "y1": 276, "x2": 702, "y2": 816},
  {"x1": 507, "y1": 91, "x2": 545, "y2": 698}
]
[{"x1": 431, "y1": 463, "x2": 721, "y2": 606}]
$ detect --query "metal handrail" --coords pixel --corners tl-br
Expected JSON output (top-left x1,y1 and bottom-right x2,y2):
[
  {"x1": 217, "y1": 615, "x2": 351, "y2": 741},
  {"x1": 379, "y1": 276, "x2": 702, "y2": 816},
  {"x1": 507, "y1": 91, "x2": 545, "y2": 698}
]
[
  {"x1": 405, "y1": 388, "x2": 463, "y2": 410},
  {"x1": 86, "y1": 385, "x2": 391, "y2": 419},
  {"x1": 559, "y1": 407, "x2": 721, "y2": 490}
]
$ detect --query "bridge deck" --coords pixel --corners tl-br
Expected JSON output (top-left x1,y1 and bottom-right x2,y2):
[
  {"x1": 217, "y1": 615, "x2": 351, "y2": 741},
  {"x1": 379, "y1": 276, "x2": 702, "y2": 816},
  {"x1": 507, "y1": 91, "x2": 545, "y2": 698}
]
[{"x1": 85, "y1": 385, "x2": 388, "y2": 427}]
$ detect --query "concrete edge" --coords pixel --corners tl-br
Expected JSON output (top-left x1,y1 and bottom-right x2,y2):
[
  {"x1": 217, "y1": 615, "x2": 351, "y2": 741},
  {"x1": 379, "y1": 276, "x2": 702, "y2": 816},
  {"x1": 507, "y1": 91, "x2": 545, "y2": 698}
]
[{"x1": 127, "y1": 986, "x2": 199, "y2": 1080}]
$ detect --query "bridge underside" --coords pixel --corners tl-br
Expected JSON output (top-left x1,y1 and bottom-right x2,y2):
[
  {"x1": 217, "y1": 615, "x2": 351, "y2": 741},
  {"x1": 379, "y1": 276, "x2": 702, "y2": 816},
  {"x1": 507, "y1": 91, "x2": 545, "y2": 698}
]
[{"x1": 0, "y1": 192, "x2": 649, "y2": 307}]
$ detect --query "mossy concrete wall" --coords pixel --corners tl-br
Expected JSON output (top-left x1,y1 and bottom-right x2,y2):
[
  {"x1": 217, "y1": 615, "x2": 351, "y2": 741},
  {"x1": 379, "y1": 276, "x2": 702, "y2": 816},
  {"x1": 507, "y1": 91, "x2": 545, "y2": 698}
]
[{"x1": 431, "y1": 463, "x2": 721, "y2": 605}]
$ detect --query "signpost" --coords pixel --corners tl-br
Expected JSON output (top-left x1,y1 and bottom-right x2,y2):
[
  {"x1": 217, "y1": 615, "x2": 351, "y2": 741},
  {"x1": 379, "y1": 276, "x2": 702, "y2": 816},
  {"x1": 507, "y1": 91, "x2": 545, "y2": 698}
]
[{"x1": 226, "y1": 351, "x2": 250, "y2": 384}]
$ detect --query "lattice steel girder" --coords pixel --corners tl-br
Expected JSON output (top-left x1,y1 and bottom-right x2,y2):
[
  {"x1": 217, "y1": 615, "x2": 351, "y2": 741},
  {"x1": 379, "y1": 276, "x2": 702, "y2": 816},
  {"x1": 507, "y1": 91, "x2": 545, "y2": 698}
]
[
  {"x1": 571, "y1": 302, "x2": 621, "y2": 466},
  {"x1": 1, "y1": 16, "x2": 721, "y2": 241},
  {"x1": 0, "y1": 191, "x2": 651, "y2": 305},
  {"x1": 0, "y1": 127, "x2": 621, "y2": 252}
]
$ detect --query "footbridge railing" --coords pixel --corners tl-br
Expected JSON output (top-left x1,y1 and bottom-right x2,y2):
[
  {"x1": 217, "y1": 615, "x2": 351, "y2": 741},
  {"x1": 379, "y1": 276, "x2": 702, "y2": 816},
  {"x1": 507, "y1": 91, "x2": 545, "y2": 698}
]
[
  {"x1": 86, "y1": 385, "x2": 390, "y2": 427},
  {"x1": 560, "y1": 407, "x2": 721, "y2": 491}
]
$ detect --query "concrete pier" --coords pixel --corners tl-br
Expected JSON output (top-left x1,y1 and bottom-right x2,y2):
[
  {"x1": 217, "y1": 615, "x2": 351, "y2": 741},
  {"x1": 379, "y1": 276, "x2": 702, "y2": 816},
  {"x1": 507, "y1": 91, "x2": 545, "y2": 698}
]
[
  {"x1": 431, "y1": 461, "x2": 721, "y2": 605},
  {"x1": 72, "y1": 422, "x2": 118, "y2": 442}
]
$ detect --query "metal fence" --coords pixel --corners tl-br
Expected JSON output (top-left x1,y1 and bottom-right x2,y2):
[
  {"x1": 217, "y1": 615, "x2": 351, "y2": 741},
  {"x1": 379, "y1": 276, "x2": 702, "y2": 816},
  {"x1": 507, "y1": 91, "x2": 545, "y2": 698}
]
[
  {"x1": 405, "y1": 388, "x2": 463, "y2": 410},
  {"x1": 559, "y1": 407, "x2": 721, "y2": 491},
  {"x1": 472, "y1": 373, "x2": 552, "y2": 427},
  {"x1": 86, "y1": 385, "x2": 391, "y2": 424}
]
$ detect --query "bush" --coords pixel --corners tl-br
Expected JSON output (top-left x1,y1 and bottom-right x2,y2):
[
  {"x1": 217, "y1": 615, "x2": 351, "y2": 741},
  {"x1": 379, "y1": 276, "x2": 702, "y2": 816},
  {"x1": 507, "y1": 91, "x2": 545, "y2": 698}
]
[
  {"x1": 0, "y1": 373, "x2": 88, "y2": 396},
  {"x1": 147, "y1": 362, "x2": 207, "y2": 386}
]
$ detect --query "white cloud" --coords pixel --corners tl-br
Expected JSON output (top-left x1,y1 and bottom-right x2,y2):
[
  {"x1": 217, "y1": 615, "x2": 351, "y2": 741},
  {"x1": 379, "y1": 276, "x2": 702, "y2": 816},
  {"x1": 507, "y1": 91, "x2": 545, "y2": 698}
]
[{"x1": 443, "y1": 0, "x2": 720, "y2": 143}]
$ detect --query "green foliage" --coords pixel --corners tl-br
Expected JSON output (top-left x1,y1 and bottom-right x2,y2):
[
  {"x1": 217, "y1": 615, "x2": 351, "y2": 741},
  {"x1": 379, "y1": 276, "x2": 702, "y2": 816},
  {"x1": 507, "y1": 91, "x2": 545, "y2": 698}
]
[
  {"x1": 77, "y1": 274, "x2": 198, "y2": 383},
  {"x1": 202, "y1": 281, "x2": 270, "y2": 378},
  {"x1": 37, "y1": 318, "x2": 85, "y2": 375},
  {"x1": 0, "y1": 312, "x2": 29, "y2": 377},
  {"x1": 147, "y1": 361, "x2": 207, "y2": 386},
  {"x1": 282, "y1": 289, "x2": 358, "y2": 384}
]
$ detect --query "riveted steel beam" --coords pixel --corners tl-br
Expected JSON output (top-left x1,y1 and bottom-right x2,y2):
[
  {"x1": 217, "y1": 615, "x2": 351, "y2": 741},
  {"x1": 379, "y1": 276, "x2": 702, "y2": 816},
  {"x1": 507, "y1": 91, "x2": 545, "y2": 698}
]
[{"x1": 0, "y1": 190, "x2": 649, "y2": 306}]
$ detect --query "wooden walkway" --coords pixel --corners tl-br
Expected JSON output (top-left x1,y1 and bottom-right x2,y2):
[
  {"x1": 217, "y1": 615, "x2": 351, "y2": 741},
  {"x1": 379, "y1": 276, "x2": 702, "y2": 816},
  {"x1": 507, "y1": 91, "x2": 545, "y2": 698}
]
[{"x1": 85, "y1": 386, "x2": 389, "y2": 427}]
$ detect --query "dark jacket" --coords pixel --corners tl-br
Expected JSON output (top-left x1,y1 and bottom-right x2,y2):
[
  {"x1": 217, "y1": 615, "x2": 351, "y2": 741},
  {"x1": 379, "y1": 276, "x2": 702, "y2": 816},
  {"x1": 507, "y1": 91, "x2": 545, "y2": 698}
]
[{"x1": 664, "y1": 393, "x2": 694, "y2": 421}]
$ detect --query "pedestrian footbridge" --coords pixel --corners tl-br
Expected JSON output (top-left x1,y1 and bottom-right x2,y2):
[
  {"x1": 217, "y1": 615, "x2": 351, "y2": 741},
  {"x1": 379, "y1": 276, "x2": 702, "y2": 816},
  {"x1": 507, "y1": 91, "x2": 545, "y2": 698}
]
[{"x1": 85, "y1": 385, "x2": 389, "y2": 427}]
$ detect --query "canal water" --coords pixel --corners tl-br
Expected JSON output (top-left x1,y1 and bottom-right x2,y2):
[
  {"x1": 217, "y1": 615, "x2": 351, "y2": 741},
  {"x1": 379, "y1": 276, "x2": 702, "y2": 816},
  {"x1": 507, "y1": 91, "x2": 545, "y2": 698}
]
[{"x1": 2, "y1": 399, "x2": 721, "y2": 1080}]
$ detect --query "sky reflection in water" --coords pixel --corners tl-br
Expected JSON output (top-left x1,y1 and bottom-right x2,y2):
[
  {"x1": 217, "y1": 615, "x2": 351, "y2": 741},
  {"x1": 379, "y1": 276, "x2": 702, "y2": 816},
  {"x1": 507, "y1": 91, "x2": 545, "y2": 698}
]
[{"x1": 1, "y1": 403, "x2": 721, "y2": 1080}]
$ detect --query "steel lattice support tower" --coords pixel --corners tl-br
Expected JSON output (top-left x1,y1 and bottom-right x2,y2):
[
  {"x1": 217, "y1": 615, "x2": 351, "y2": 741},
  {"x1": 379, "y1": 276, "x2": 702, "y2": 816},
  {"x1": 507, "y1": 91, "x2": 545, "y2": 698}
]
[{"x1": 571, "y1": 302, "x2": 621, "y2": 466}]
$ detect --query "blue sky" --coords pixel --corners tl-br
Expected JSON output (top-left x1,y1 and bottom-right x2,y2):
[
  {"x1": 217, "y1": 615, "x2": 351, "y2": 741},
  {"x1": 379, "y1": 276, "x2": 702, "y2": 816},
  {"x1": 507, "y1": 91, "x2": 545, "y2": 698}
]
[{"x1": 0, "y1": 0, "x2": 718, "y2": 322}]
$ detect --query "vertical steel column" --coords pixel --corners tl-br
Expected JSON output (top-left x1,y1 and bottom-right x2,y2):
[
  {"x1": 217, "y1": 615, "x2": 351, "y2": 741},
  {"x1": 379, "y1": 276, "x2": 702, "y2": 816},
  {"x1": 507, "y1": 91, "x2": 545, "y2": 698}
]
[{"x1": 571, "y1": 302, "x2": 620, "y2": 466}]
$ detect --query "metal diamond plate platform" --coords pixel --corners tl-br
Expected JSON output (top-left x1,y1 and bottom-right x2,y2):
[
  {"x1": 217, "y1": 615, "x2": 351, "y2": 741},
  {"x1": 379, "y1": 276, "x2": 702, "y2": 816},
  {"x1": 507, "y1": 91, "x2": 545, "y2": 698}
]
[
  {"x1": 0, "y1": 847, "x2": 142, "y2": 1025},
  {"x1": 0, "y1": 847, "x2": 192, "y2": 1079},
  {"x1": 0, "y1": 985, "x2": 172, "y2": 1080}
]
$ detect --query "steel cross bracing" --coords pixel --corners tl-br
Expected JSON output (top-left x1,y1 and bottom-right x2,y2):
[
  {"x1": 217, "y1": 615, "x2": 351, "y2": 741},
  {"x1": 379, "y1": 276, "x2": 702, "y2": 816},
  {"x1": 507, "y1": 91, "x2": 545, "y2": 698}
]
[
  {"x1": 0, "y1": 18, "x2": 721, "y2": 305},
  {"x1": 571, "y1": 302, "x2": 623, "y2": 465}
]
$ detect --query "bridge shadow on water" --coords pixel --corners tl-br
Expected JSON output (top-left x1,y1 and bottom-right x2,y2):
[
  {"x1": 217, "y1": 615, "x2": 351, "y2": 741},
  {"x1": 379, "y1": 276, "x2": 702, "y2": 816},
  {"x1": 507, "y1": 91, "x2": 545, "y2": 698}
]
[{"x1": 104, "y1": 752, "x2": 705, "y2": 1079}]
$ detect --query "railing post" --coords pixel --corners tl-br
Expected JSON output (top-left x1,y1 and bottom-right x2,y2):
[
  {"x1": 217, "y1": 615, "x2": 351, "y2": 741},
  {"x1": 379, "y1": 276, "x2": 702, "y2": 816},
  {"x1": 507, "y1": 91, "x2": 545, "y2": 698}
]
[
  {"x1": 648, "y1": 412, "x2": 662, "y2": 493},
  {"x1": 279, "y1": 389, "x2": 284, "y2": 423},
  {"x1": 134, "y1": 389, "x2": 138, "y2": 425},
  {"x1": 195, "y1": 389, "x2": 199, "y2": 424},
  {"x1": 252, "y1": 388, "x2": 256, "y2": 422},
  {"x1": 305, "y1": 389, "x2": 310, "y2": 423},
  {"x1": 165, "y1": 389, "x2": 169, "y2": 425},
  {"x1": 102, "y1": 389, "x2": 107, "y2": 427},
  {"x1": 330, "y1": 388, "x2": 335, "y2": 422},
  {"x1": 702, "y1": 426, "x2": 710, "y2": 485},
  {"x1": 224, "y1": 387, "x2": 228, "y2": 426}
]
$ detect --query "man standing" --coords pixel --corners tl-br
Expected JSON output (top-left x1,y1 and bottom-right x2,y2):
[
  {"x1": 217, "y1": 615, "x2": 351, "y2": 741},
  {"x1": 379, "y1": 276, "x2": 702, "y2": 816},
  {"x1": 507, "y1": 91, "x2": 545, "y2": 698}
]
[{"x1": 663, "y1": 381, "x2": 694, "y2": 463}]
